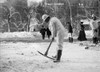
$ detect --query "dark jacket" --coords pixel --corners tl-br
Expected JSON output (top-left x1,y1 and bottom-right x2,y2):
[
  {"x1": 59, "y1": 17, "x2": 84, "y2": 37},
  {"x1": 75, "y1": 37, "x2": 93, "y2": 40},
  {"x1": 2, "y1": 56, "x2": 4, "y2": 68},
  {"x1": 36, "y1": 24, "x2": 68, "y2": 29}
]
[{"x1": 77, "y1": 23, "x2": 87, "y2": 41}]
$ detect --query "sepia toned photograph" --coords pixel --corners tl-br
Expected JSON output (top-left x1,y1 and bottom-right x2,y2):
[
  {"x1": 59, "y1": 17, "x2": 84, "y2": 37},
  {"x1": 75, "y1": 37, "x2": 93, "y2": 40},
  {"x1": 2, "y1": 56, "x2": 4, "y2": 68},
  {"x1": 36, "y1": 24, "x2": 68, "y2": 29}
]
[{"x1": 0, "y1": 0, "x2": 100, "y2": 72}]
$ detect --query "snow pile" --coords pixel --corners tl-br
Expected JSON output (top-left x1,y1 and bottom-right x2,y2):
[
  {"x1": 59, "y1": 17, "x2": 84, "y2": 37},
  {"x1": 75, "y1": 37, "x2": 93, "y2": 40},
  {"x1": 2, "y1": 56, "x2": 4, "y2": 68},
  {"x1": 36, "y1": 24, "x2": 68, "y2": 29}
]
[{"x1": 0, "y1": 32, "x2": 41, "y2": 38}]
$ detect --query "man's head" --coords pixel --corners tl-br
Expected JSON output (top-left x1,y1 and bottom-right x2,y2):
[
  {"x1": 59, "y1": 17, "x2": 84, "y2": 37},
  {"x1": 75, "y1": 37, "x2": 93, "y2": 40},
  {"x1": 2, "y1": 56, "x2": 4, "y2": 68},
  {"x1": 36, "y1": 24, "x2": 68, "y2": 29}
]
[{"x1": 42, "y1": 14, "x2": 50, "y2": 23}]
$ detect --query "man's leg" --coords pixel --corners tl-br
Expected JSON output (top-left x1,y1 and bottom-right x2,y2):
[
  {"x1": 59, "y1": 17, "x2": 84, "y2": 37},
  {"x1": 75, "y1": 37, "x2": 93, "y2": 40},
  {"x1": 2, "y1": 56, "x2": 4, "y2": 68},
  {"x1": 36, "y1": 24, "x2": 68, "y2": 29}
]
[
  {"x1": 54, "y1": 34, "x2": 64, "y2": 62},
  {"x1": 53, "y1": 49, "x2": 62, "y2": 62},
  {"x1": 68, "y1": 33, "x2": 73, "y2": 43},
  {"x1": 70, "y1": 33, "x2": 73, "y2": 42}
]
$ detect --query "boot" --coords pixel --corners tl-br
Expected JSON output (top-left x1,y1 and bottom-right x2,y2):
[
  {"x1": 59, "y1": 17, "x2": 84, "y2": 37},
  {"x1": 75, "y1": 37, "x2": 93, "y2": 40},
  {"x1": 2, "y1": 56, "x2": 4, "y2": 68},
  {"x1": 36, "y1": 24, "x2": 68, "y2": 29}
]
[
  {"x1": 93, "y1": 37, "x2": 96, "y2": 44},
  {"x1": 95, "y1": 37, "x2": 98, "y2": 44},
  {"x1": 70, "y1": 37, "x2": 73, "y2": 43},
  {"x1": 69, "y1": 37, "x2": 73, "y2": 43},
  {"x1": 53, "y1": 50, "x2": 62, "y2": 63}
]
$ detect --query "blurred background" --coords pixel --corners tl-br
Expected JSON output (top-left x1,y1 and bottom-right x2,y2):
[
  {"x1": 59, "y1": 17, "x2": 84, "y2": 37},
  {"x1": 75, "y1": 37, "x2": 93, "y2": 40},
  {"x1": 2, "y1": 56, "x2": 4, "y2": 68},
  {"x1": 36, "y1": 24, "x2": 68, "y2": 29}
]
[{"x1": 0, "y1": 0, "x2": 100, "y2": 36}]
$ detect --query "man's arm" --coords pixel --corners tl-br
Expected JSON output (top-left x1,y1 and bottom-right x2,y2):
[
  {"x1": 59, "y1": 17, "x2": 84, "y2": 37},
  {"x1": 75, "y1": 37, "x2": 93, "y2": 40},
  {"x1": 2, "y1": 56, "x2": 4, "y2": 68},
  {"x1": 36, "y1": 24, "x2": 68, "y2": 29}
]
[{"x1": 49, "y1": 21, "x2": 56, "y2": 37}]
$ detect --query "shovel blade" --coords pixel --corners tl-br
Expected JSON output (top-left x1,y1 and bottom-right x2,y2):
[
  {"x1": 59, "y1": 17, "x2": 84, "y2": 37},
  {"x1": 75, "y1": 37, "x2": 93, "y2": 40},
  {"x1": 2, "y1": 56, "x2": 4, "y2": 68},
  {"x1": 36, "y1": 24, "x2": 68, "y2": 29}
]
[{"x1": 37, "y1": 51, "x2": 55, "y2": 60}]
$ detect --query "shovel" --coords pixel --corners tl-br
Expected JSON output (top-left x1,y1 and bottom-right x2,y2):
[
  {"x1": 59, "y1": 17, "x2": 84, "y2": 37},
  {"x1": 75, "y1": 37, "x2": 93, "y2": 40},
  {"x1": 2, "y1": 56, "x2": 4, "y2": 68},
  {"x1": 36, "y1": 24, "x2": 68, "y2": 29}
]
[{"x1": 37, "y1": 38, "x2": 54, "y2": 56}]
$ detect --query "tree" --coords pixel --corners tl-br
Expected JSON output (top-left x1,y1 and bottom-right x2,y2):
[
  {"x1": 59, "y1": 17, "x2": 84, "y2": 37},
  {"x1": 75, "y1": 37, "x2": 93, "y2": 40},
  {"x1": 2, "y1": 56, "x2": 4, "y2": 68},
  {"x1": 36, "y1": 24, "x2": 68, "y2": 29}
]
[
  {"x1": 92, "y1": 0, "x2": 99, "y2": 17},
  {"x1": 0, "y1": 4, "x2": 11, "y2": 32},
  {"x1": 11, "y1": 0, "x2": 30, "y2": 31},
  {"x1": 0, "y1": 1, "x2": 26, "y2": 32}
]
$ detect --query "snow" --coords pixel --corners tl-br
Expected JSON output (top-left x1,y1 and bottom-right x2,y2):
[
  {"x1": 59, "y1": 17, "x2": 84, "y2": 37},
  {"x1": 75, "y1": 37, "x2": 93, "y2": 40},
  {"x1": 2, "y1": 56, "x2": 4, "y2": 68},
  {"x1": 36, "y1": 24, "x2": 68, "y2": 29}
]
[
  {"x1": 0, "y1": 32, "x2": 41, "y2": 38},
  {"x1": 0, "y1": 32, "x2": 100, "y2": 72},
  {"x1": 0, "y1": 0, "x2": 6, "y2": 3}
]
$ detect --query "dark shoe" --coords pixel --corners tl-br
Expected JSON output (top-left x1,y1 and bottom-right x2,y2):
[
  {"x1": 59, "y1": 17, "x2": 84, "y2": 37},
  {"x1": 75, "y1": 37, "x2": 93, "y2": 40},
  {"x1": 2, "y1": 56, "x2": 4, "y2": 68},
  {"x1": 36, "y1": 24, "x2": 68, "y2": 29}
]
[
  {"x1": 53, "y1": 50, "x2": 62, "y2": 63},
  {"x1": 95, "y1": 38, "x2": 98, "y2": 44},
  {"x1": 93, "y1": 37, "x2": 98, "y2": 44},
  {"x1": 70, "y1": 37, "x2": 73, "y2": 43},
  {"x1": 53, "y1": 60, "x2": 60, "y2": 62},
  {"x1": 93, "y1": 37, "x2": 95, "y2": 44}
]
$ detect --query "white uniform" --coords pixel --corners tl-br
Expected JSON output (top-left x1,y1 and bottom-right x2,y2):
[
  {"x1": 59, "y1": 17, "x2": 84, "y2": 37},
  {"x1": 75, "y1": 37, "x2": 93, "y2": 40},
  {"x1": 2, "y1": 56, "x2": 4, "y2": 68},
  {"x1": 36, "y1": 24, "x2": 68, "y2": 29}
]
[
  {"x1": 49, "y1": 17, "x2": 65, "y2": 50},
  {"x1": 90, "y1": 19, "x2": 98, "y2": 37},
  {"x1": 90, "y1": 20, "x2": 98, "y2": 30}
]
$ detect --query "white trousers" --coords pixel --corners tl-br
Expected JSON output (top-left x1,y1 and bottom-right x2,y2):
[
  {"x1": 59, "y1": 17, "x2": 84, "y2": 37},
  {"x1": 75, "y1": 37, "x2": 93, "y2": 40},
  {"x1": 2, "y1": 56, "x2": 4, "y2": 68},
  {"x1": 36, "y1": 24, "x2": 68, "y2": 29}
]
[{"x1": 56, "y1": 32, "x2": 65, "y2": 50}]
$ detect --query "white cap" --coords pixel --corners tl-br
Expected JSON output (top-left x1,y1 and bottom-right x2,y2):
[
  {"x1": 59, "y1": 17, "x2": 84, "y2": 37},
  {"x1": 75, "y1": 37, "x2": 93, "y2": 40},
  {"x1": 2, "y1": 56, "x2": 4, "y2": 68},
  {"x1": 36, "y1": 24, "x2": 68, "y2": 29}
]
[{"x1": 42, "y1": 14, "x2": 49, "y2": 21}]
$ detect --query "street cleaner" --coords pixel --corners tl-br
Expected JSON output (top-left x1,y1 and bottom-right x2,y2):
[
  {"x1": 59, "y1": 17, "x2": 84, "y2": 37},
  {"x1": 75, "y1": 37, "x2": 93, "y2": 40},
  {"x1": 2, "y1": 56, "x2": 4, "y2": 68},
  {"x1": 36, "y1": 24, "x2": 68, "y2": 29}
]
[{"x1": 42, "y1": 14, "x2": 65, "y2": 62}]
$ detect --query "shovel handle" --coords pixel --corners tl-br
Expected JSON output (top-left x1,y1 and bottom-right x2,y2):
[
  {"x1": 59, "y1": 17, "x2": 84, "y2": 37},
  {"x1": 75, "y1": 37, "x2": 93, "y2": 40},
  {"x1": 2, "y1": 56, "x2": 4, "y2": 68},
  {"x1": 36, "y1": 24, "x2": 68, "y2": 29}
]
[{"x1": 44, "y1": 39, "x2": 53, "y2": 56}]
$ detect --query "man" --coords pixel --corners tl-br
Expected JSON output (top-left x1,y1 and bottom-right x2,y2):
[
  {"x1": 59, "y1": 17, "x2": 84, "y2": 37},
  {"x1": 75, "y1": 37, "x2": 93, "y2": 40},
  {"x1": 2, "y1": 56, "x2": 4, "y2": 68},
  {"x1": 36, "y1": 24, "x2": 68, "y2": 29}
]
[
  {"x1": 40, "y1": 25, "x2": 46, "y2": 40},
  {"x1": 67, "y1": 22, "x2": 73, "y2": 42},
  {"x1": 98, "y1": 22, "x2": 100, "y2": 42},
  {"x1": 91, "y1": 16, "x2": 98, "y2": 44},
  {"x1": 42, "y1": 14, "x2": 65, "y2": 62}
]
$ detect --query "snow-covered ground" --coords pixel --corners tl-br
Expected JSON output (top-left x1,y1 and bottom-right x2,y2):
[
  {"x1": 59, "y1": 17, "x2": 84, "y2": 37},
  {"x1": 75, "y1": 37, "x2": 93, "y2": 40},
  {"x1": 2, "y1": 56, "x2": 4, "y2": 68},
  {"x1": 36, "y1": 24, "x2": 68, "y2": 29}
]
[
  {"x1": 0, "y1": 32, "x2": 42, "y2": 38},
  {"x1": 0, "y1": 32, "x2": 100, "y2": 72}
]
